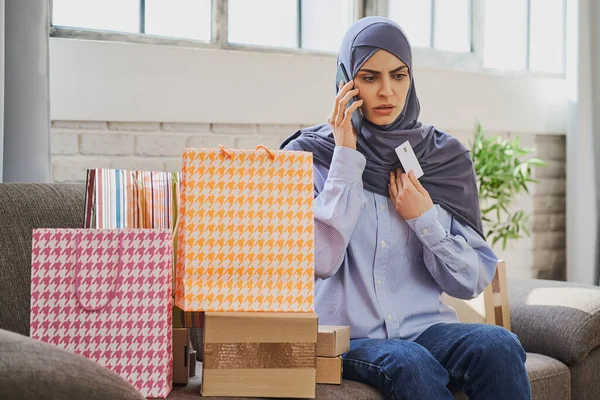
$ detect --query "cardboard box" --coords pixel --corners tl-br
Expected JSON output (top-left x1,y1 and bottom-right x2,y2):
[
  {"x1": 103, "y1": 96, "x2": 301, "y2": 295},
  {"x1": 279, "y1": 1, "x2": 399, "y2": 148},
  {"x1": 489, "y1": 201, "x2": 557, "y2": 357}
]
[
  {"x1": 172, "y1": 328, "x2": 190, "y2": 385},
  {"x1": 202, "y1": 312, "x2": 318, "y2": 398},
  {"x1": 316, "y1": 356, "x2": 343, "y2": 384},
  {"x1": 317, "y1": 326, "x2": 350, "y2": 357}
]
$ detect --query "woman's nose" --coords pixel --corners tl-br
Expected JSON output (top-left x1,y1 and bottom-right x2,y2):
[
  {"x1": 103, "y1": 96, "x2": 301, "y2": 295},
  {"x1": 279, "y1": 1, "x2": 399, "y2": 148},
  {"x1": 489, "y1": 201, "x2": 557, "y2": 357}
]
[{"x1": 379, "y1": 77, "x2": 393, "y2": 97}]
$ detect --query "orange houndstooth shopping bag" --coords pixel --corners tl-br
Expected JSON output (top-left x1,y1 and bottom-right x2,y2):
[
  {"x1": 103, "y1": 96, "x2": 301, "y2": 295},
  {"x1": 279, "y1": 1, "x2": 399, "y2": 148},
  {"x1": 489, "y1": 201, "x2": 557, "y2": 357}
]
[{"x1": 175, "y1": 145, "x2": 315, "y2": 312}]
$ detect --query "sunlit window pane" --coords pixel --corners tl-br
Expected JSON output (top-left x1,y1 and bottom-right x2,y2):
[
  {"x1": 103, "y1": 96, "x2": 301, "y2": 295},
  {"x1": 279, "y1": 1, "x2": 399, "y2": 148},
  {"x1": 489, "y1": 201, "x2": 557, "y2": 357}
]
[
  {"x1": 52, "y1": 0, "x2": 139, "y2": 33},
  {"x1": 301, "y1": 0, "x2": 353, "y2": 53},
  {"x1": 484, "y1": 0, "x2": 528, "y2": 70},
  {"x1": 388, "y1": 0, "x2": 432, "y2": 48},
  {"x1": 529, "y1": 0, "x2": 564, "y2": 73},
  {"x1": 433, "y1": 0, "x2": 471, "y2": 52},
  {"x1": 145, "y1": 0, "x2": 211, "y2": 41},
  {"x1": 228, "y1": 0, "x2": 298, "y2": 49}
]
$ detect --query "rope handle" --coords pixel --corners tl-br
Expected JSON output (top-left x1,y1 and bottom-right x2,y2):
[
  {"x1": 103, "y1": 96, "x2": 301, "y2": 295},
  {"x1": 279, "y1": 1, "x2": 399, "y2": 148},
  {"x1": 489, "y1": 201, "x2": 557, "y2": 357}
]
[
  {"x1": 74, "y1": 233, "x2": 124, "y2": 312},
  {"x1": 218, "y1": 144, "x2": 276, "y2": 160},
  {"x1": 219, "y1": 144, "x2": 233, "y2": 158},
  {"x1": 255, "y1": 145, "x2": 276, "y2": 159}
]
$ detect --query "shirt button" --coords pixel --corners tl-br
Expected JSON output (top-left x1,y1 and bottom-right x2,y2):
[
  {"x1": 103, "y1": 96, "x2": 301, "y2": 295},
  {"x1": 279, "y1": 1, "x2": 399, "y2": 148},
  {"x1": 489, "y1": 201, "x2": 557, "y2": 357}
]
[
  {"x1": 423, "y1": 228, "x2": 430, "y2": 235},
  {"x1": 380, "y1": 241, "x2": 387, "y2": 248},
  {"x1": 387, "y1": 315, "x2": 393, "y2": 321},
  {"x1": 377, "y1": 280, "x2": 382, "y2": 285},
  {"x1": 379, "y1": 204, "x2": 386, "y2": 210}
]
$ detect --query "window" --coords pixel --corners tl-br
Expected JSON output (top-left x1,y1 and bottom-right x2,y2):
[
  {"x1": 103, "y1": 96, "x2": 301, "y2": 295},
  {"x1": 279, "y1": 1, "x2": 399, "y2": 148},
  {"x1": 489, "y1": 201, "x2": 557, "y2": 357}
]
[
  {"x1": 301, "y1": 0, "x2": 355, "y2": 53},
  {"x1": 52, "y1": 0, "x2": 212, "y2": 41},
  {"x1": 484, "y1": 0, "x2": 566, "y2": 73},
  {"x1": 228, "y1": 0, "x2": 298, "y2": 49},
  {"x1": 52, "y1": 0, "x2": 140, "y2": 33},
  {"x1": 529, "y1": 0, "x2": 565, "y2": 73},
  {"x1": 387, "y1": 0, "x2": 472, "y2": 52},
  {"x1": 145, "y1": 0, "x2": 212, "y2": 41},
  {"x1": 228, "y1": 0, "x2": 354, "y2": 53},
  {"x1": 51, "y1": 0, "x2": 567, "y2": 75}
]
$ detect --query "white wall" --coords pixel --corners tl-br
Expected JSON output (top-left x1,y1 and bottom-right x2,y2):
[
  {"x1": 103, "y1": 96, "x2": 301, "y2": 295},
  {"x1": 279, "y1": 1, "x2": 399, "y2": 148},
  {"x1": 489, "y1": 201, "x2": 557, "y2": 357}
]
[{"x1": 49, "y1": 38, "x2": 567, "y2": 133}]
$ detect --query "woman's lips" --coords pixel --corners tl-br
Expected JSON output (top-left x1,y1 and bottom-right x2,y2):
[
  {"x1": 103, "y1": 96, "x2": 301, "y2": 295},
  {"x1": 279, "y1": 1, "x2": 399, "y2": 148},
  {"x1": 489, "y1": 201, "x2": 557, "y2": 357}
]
[{"x1": 373, "y1": 105, "x2": 396, "y2": 115}]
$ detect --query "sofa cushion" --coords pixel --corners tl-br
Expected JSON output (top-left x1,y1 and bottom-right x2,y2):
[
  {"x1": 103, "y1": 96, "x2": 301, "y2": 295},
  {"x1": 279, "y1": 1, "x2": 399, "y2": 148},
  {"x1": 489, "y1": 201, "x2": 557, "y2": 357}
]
[
  {"x1": 0, "y1": 329, "x2": 144, "y2": 400},
  {"x1": 453, "y1": 353, "x2": 570, "y2": 400},
  {"x1": 508, "y1": 278, "x2": 600, "y2": 365},
  {"x1": 0, "y1": 183, "x2": 86, "y2": 336},
  {"x1": 526, "y1": 353, "x2": 571, "y2": 400}
]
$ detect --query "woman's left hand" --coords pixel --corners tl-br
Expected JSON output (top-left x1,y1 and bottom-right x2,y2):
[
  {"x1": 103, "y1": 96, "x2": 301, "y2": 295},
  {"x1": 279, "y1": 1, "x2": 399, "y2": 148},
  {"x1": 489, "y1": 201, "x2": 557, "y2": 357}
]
[{"x1": 389, "y1": 169, "x2": 434, "y2": 220}]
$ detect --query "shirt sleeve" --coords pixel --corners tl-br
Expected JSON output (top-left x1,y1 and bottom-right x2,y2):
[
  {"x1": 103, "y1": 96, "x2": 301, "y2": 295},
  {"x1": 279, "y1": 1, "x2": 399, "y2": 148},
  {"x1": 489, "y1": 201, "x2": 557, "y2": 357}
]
[{"x1": 406, "y1": 205, "x2": 498, "y2": 299}]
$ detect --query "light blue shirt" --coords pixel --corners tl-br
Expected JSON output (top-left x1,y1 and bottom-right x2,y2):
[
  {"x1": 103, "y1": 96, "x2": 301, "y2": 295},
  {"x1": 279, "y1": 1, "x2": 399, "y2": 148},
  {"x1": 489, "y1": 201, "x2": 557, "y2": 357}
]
[{"x1": 285, "y1": 144, "x2": 498, "y2": 341}]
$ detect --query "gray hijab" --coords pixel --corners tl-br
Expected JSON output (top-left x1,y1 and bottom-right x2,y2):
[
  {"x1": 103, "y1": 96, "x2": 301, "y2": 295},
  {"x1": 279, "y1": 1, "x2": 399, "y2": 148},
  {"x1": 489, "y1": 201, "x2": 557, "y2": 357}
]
[{"x1": 281, "y1": 17, "x2": 485, "y2": 239}]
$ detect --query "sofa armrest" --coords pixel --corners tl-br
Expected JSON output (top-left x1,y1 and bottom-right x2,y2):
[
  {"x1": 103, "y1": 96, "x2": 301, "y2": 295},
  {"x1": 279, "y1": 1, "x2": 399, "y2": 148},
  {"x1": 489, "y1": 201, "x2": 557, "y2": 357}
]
[{"x1": 508, "y1": 278, "x2": 600, "y2": 365}]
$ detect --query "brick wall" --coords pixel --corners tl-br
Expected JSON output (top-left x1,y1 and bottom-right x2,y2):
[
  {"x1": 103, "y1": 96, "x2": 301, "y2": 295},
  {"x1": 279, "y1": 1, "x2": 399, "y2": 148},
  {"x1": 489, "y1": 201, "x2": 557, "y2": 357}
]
[
  {"x1": 51, "y1": 121, "x2": 302, "y2": 182},
  {"x1": 451, "y1": 131, "x2": 566, "y2": 281},
  {"x1": 51, "y1": 121, "x2": 566, "y2": 280}
]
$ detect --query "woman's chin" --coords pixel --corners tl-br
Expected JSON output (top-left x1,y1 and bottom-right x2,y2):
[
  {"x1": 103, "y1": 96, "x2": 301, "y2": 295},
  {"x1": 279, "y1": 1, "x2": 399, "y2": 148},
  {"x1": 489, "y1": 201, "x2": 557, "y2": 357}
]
[{"x1": 367, "y1": 113, "x2": 400, "y2": 126}]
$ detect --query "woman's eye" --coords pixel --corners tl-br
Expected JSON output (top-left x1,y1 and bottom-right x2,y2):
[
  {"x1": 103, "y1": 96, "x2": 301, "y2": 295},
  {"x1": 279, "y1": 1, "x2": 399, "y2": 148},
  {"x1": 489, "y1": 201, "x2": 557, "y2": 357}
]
[
  {"x1": 362, "y1": 75, "x2": 376, "y2": 82},
  {"x1": 393, "y1": 73, "x2": 407, "y2": 80}
]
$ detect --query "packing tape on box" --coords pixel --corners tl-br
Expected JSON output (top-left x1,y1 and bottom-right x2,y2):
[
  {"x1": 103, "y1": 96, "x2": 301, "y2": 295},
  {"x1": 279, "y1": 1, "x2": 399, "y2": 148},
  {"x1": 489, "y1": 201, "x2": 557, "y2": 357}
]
[{"x1": 204, "y1": 343, "x2": 316, "y2": 369}]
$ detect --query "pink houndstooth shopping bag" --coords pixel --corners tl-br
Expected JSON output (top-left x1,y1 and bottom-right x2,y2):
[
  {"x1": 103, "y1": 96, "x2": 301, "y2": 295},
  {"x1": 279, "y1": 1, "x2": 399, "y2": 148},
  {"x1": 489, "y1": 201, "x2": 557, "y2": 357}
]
[{"x1": 29, "y1": 229, "x2": 173, "y2": 398}]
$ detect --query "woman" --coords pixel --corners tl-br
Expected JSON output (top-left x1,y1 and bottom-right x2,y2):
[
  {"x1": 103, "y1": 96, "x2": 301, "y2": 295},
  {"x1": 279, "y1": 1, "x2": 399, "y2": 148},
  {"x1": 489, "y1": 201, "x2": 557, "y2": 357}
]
[{"x1": 281, "y1": 16, "x2": 530, "y2": 400}]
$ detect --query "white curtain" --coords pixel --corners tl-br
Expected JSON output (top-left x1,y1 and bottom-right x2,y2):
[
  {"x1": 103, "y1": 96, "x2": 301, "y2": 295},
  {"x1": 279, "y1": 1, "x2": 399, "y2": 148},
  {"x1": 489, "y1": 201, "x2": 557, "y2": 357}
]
[
  {"x1": 1, "y1": 0, "x2": 51, "y2": 183},
  {"x1": 566, "y1": 0, "x2": 600, "y2": 285}
]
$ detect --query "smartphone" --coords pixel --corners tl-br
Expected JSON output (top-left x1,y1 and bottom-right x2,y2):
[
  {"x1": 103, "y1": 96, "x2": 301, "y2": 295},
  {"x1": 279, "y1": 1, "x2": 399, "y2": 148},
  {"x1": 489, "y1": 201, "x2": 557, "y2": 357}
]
[{"x1": 336, "y1": 63, "x2": 363, "y2": 133}]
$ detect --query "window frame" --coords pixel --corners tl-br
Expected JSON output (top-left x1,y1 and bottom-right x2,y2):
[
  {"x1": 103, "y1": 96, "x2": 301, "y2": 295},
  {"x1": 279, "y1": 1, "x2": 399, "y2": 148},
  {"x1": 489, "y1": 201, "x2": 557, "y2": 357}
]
[
  {"x1": 49, "y1": 0, "x2": 364, "y2": 57},
  {"x1": 48, "y1": 0, "x2": 566, "y2": 77}
]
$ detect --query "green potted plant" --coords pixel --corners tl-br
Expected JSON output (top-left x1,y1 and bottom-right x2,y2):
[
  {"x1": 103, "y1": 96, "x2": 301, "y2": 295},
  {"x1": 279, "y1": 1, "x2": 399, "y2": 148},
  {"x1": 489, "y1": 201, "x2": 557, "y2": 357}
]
[{"x1": 470, "y1": 122, "x2": 546, "y2": 250}]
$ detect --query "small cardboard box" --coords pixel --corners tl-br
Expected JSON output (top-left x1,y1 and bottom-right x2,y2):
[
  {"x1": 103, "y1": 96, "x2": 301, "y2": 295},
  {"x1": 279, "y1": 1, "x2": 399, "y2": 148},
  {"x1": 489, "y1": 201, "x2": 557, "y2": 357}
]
[
  {"x1": 172, "y1": 328, "x2": 190, "y2": 385},
  {"x1": 202, "y1": 312, "x2": 318, "y2": 398},
  {"x1": 317, "y1": 326, "x2": 350, "y2": 357},
  {"x1": 316, "y1": 356, "x2": 343, "y2": 385}
]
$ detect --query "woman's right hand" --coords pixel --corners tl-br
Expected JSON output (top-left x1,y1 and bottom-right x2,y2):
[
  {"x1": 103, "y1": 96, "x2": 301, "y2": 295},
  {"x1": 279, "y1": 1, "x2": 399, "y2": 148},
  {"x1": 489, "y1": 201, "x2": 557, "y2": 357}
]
[{"x1": 328, "y1": 80, "x2": 363, "y2": 150}]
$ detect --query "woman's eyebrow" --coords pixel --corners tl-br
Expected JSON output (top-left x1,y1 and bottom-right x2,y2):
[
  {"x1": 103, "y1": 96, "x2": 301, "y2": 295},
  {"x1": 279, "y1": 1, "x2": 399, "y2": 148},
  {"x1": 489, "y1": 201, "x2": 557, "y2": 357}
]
[
  {"x1": 358, "y1": 65, "x2": 408, "y2": 74},
  {"x1": 390, "y1": 65, "x2": 408, "y2": 73}
]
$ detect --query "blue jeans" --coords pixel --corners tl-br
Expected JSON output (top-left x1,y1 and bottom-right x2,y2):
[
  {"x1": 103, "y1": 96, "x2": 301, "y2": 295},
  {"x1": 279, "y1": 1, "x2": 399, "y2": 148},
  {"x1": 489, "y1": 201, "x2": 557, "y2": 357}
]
[{"x1": 342, "y1": 323, "x2": 531, "y2": 400}]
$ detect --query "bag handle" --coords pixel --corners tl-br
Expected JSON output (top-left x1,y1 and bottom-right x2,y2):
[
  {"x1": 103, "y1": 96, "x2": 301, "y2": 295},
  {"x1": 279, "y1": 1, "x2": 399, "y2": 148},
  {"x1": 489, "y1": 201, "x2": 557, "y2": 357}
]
[
  {"x1": 255, "y1": 145, "x2": 276, "y2": 159},
  {"x1": 74, "y1": 233, "x2": 124, "y2": 312},
  {"x1": 219, "y1": 144, "x2": 233, "y2": 158},
  {"x1": 218, "y1": 144, "x2": 276, "y2": 160}
]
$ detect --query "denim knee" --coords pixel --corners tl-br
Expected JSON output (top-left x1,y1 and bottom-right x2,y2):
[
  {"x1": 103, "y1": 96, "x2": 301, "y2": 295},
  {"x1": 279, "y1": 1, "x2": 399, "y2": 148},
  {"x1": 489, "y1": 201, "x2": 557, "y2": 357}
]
[
  {"x1": 346, "y1": 339, "x2": 448, "y2": 381},
  {"x1": 465, "y1": 325, "x2": 527, "y2": 369}
]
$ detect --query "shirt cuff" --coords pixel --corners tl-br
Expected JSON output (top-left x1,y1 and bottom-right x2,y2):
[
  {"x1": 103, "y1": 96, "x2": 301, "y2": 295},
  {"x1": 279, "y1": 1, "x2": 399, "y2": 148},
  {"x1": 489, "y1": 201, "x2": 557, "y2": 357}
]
[
  {"x1": 327, "y1": 146, "x2": 366, "y2": 184},
  {"x1": 406, "y1": 205, "x2": 447, "y2": 247}
]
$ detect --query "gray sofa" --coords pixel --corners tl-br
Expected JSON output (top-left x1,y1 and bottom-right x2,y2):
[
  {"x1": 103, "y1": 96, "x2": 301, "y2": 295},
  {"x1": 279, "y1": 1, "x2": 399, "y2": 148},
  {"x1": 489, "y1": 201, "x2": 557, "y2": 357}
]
[{"x1": 1, "y1": 183, "x2": 600, "y2": 400}]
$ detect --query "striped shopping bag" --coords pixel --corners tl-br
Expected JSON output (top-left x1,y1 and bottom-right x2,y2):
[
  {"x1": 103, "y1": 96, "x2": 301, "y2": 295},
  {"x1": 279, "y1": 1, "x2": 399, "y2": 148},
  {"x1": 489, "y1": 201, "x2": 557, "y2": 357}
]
[
  {"x1": 84, "y1": 168, "x2": 205, "y2": 328},
  {"x1": 84, "y1": 169, "x2": 180, "y2": 229}
]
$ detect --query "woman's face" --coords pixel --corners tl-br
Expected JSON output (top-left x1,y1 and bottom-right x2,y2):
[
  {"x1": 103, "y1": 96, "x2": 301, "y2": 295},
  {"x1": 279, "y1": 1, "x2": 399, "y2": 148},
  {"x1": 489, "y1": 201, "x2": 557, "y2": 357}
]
[{"x1": 354, "y1": 50, "x2": 411, "y2": 126}]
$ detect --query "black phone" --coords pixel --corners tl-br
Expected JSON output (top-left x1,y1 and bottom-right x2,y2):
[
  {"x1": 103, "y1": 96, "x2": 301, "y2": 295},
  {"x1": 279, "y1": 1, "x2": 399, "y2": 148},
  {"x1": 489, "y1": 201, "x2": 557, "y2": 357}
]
[{"x1": 335, "y1": 62, "x2": 363, "y2": 133}]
